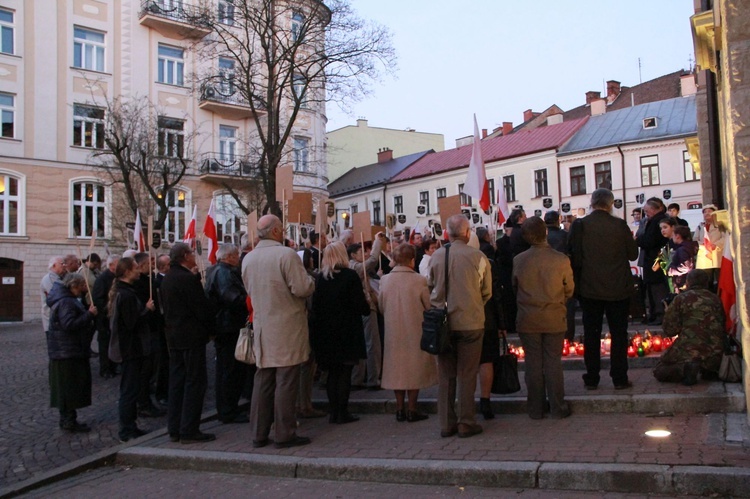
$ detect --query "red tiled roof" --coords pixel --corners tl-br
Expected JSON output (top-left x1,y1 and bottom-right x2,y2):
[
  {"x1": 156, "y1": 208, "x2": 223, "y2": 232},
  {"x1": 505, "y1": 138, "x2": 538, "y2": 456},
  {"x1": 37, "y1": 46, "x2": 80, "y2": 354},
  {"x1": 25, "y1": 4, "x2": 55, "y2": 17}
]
[{"x1": 391, "y1": 117, "x2": 588, "y2": 182}]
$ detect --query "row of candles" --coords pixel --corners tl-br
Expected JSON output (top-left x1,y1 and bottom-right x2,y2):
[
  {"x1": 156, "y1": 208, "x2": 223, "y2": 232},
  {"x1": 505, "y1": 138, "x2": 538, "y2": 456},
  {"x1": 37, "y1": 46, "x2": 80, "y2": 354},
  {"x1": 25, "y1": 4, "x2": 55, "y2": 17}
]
[{"x1": 507, "y1": 330, "x2": 675, "y2": 361}]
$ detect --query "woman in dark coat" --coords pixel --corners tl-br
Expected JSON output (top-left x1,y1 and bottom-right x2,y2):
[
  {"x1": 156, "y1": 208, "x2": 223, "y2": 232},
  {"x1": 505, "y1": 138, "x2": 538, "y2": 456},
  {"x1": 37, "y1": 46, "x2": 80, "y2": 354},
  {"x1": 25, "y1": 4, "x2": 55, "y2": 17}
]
[
  {"x1": 46, "y1": 273, "x2": 97, "y2": 432},
  {"x1": 109, "y1": 257, "x2": 155, "y2": 442},
  {"x1": 311, "y1": 241, "x2": 370, "y2": 424},
  {"x1": 668, "y1": 226, "x2": 699, "y2": 293}
]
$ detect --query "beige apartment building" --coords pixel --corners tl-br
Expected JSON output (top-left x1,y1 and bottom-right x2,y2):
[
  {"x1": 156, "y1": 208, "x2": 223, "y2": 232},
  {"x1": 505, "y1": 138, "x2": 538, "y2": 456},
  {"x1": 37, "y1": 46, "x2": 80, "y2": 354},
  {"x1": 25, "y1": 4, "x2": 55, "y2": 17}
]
[{"x1": 0, "y1": 0, "x2": 328, "y2": 322}]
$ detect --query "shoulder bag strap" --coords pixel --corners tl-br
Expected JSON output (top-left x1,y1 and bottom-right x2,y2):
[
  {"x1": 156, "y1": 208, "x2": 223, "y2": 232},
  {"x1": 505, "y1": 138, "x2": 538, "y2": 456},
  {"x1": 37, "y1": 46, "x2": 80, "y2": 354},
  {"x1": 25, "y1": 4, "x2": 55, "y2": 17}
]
[{"x1": 444, "y1": 245, "x2": 450, "y2": 309}]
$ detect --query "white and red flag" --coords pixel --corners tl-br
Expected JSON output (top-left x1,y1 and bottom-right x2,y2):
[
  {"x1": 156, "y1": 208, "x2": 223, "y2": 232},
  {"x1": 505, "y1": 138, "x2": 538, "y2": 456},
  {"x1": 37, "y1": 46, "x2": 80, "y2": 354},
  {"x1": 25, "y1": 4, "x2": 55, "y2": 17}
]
[
  {"x1": 184, "y1": 204, "x2": 197, "y2": 249},
  {"x1": 133, "y1": 209, "x2": 146, "y2": 251},
  {"x1": 462, "y1": 114, "x2": 491, "y2": 213},
  {"x1": 717, "y1": 241, "x2": 737, "y2": 334},
  {"x1": 203, "y1": 199, "x2": 218, "y2": 264}
]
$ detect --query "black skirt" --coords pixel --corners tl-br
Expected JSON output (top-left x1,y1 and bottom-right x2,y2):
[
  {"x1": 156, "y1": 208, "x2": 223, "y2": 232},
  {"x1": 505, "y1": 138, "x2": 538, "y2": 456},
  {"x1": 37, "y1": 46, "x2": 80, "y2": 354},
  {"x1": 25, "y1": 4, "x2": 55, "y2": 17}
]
[{"x1": 49, "y1": 358, "x2": 92, "y2": 411}]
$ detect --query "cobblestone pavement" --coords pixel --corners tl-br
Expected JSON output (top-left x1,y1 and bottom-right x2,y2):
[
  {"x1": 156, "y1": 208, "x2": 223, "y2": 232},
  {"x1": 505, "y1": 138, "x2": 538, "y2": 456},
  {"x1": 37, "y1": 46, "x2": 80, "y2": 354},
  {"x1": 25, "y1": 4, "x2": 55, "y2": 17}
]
[
  {"x1": 24, "y1": 466, "x2": 705, "y2": 498},
  {"x1": 0, "y1": 322, "x2": 217, "y2": 488}
]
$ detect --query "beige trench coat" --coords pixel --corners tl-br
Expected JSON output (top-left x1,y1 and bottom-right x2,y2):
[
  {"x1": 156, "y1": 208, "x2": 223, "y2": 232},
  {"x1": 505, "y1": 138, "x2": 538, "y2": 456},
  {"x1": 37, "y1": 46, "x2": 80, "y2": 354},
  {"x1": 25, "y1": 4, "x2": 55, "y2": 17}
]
[
  {"x1": 379, "y1": 266, "x2": 437, "y2": 390},
  {"x1": 242, "y1": 239, "x2": 315, "y2": 368}
]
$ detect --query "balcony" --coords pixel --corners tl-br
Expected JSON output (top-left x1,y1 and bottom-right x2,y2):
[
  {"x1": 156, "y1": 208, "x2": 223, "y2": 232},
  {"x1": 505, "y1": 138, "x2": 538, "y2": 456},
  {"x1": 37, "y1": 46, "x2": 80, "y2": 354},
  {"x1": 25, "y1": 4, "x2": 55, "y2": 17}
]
[
  {"x1": 198, "y1": 83, "x2": 266, "y2": 120},
  {"x1": 199, "y1": 152, "x2": 262, "y2": 186},
  {"x1": 139, "y1": 1, "x2": 211, "y2": 39}
]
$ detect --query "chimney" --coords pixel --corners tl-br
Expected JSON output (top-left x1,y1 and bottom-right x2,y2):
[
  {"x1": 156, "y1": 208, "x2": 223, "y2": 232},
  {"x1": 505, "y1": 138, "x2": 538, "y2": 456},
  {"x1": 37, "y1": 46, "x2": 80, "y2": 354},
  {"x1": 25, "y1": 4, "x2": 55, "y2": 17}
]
[
  {"x1": 606, "y1": 80, "x2": 621, "y2": 103},
  {"x1": 680, "y1": 73, "x2": 697, "y2": 96},
  {"x1": 591, "y1": 98, "x2": 606, "y2": 116},
  {"x1": 523, "y1": 109, "x2": 535, "y2": 122},
  {"x1": 585, "y1": 91, "x2": 601, "y2": 105},
  {"x1": 502, "y1": 122, "x2": 513, "y2": 135},
  {"x1": 377, "y1": 147, "x2": 393, "y2": 163},
  {"x1": 356, "y1": 118, "x2": 368, "y2": 127},
  {"x1": 546, "y1": 113, "x2": 563, "y2": 125},
  {"x1": 482, "y1": 128, "x2": 488, "y2": 138}
]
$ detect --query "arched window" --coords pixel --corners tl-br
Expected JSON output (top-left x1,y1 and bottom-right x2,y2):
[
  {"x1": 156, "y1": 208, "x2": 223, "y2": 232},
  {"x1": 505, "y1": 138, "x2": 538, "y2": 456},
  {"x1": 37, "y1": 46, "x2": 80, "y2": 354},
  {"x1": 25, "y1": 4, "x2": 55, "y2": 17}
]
[
  {"x1": 71, "y1": 179, "x2": 107, "y2": 238},
  {"x1": 214, "y1": 193, "x2": 245, "y2": 244},
  {"x1": 0, "y1": 171, "x2": 23, "y2": 236},
  {"x1": 159, "y1": 188, "x2": 189, "y2": 243}
]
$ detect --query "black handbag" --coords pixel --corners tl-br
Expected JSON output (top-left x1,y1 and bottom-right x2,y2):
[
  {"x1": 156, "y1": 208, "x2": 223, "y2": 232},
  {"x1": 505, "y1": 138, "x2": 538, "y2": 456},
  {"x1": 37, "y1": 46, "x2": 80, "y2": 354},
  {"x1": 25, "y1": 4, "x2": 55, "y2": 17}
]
[
  {"x1": 491, "y1": 336, "x2": 521, "y2": 394},
  {"x1": 421, "y1": 245, "x2": 451, "y2": 355}
]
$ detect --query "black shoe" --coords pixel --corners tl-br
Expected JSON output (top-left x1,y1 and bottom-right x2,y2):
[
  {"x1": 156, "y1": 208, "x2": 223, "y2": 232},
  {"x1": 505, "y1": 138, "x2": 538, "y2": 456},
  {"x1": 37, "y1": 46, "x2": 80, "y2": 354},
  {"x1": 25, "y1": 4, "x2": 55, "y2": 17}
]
[
  {"x1": 274, "y1": 435, "x2": 311, "y2": 449},
  {"x1": 458, "y1": 424, "x2": 483, "y2": 438},
  {"x1": 480, "y1": 398, "x2": 494, "y2": 420},
  {"x1": 138, "y1": 406, "x2": 166, "y2": 418},
  {"x1": 252, "y1": 438, "x2": 271, "y2": 448},
  {"x1": 395, "y1": 409, "x2": 406, "y2": 422},
  {"x1": 367, "y1": 385, "x2": 384, "y2": 391},
  {"x1": 336, "y1": 413, "x2": 360, "y2": 424},
  {"x1": 62, "y1": 421, "x2": 91, "y2": 433},
  {"x1": 682, "y1": 361, "x2": 700, "y2": 386},
  {"x1": 180, "y1": 432, "x2": 216, "y2": 444},
  {"x1": 119, "y1": 428, "x2": 147, "y2": 443},
  {"x1": 614, "y1": 381, "x2": 633, "y2": 390},
  {"x1": 406, "y1": 411, "x2": 428, "y2": 423},
  {"x1": 350, "y1": 385, "x2": 366, "y2": 391},
  {"x1": 169, "y1": 433, "x2": 180, "y2": 442},
  {"x1": 221, "y1": 413, "x2": 250, "y2": 424},
  {"x1": 440, "y1": 426, "x2": 458, "y2": 438}
]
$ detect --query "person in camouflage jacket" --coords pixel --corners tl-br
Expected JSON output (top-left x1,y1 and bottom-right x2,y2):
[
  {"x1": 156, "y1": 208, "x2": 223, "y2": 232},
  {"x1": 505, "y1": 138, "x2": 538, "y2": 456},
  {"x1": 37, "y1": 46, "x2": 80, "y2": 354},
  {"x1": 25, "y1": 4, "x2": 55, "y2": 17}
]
[{"x1": 653, "y1": 269, "x2": 726, "y2": 385}]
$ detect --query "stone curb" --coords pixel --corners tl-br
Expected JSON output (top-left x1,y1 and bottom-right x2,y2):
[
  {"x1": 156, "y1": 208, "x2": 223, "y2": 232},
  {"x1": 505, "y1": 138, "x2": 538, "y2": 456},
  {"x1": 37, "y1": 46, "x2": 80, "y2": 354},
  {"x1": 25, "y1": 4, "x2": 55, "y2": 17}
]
[{"x1": 115, "y1": 447, "x2": 750, "y2": 496}]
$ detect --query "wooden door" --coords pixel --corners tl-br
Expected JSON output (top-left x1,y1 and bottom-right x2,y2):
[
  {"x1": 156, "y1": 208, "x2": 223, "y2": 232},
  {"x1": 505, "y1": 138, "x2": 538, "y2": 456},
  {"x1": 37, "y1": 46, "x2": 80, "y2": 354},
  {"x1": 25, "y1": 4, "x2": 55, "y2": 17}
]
[{"x1": 0, "y1": 258, "x2": 23, "y2": 321}]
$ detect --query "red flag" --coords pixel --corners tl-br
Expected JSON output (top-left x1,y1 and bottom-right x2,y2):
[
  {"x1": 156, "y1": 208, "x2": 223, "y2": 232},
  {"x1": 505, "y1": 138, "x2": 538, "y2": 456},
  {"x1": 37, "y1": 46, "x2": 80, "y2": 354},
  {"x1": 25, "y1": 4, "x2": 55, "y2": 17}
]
[
  {"x1": 184, "y1": 204, "x2": 197, "y2": 248},
  {"x1": 203, "y1": 199, "x2": 218, "y2": 264},
  {"x1": 496, "y1": 188, "x2": 509, "y2": 226},
  {"x1": 133, "y1": 209, "x2": 146, "y2": 251},
  {"x1": 463, "y1": 114, "x2": 491, "y2": 212},
  {"x1": 717, "y1": 242, "x2": 736, "y2": 333}
]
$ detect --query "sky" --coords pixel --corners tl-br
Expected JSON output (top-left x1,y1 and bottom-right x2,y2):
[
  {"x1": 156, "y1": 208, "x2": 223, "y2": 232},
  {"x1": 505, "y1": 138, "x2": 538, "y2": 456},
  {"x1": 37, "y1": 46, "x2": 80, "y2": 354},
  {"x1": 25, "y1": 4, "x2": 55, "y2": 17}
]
[{"x1": 325, "y1": 1, "x2": 697, "y2": 150}]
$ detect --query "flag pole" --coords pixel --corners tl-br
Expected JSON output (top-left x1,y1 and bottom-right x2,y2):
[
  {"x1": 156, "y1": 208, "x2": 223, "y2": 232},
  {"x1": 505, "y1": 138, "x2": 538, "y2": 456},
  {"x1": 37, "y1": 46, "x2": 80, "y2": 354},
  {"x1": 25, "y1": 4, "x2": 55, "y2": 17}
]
[{"x1": 147, "y1": 215, "x2": 153, "y2": 301}]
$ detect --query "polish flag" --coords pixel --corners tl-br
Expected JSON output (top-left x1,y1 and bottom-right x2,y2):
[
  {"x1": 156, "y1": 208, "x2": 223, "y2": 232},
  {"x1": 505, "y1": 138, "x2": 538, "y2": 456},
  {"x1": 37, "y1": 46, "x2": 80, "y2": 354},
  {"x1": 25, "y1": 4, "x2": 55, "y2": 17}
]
[
  {"x1": 133, "y1": 209, "x2": 146, "y2": 251},
  {"x1": 463, "y1": 114, "x2": 491, "y2": 213},
  {"x1": 184, "y1": 204, "x2": 197, "y2": 249},
  {"x1": 717, "y1": 242, "x2": 736, "y2": 334},
  {"x1": 203, "y1": 199, "x2": 218, "y2": 264},
  {"x1": 496, "y1": 187, "x2": 509, "y2": 227}
]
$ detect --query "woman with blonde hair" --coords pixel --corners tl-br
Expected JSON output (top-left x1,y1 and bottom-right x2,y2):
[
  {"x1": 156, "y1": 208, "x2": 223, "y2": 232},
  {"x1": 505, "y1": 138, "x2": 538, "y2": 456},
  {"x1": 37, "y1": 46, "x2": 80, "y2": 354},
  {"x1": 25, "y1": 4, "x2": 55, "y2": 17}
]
[
  {"x1": 379, "y1": 243, "x2": 436, "y2": 422},
  {"x1": 311, "y1": 241, "x2": 370, "y2": 424}
]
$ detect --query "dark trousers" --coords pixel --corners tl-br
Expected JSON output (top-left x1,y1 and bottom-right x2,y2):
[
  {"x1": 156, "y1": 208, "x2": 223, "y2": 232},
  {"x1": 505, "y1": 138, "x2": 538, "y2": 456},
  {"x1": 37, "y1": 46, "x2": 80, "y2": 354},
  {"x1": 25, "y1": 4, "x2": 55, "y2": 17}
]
[
  {"x1": 154, "y1": 331, "x2": 170, "y2": 402},
  {"x1": 326, "y1": 363, "x2": 354, "y2": 420},
  {"x1": 167, "y1": 346, "x2": 207, "y2": 437},
  {"x1": 580, "y1": 297, "x2": 630, "y2": 387},
  {"x1": 250, "y1": 364, "x2": 300, "y2": 443},
  {"x1": 97, "y1": 327, "x2": 115, "y2": 375},
  {"x1": 645, "y1": 279, "x2": 669, "y2": 321},
  {"x1": 215, "y1": 331, "x2": 249, "y2": 421},
  {"x1": 518, "y1": 332, "x2": 567, "y2": 418},
  {"x1": 437, "y1": 329, "x2": 483, "y2": 432},
  {"x1": 564, "y1": 298, "x2": 577, "y2": 342},
  {"x1": 119, "y1": 357, "x2": 143, "y2": 437},
  {"x1": 138, "y1": 353, "x2": 155, "y2": 409}
]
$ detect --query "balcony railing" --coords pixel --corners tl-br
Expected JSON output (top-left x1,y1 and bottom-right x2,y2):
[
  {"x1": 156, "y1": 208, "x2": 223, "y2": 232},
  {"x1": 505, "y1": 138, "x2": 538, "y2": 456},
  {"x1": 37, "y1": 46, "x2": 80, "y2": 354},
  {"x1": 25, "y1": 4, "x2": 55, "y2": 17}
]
[
  {"x1": 139, "y1": 1, "x2": 211, "y2": 39},
  {"x1": 199, "y1": 152, "x2": 262, "y2": 181},
  {"x1": 199, "y1": 82, "x2": 266, "y2": 119}
]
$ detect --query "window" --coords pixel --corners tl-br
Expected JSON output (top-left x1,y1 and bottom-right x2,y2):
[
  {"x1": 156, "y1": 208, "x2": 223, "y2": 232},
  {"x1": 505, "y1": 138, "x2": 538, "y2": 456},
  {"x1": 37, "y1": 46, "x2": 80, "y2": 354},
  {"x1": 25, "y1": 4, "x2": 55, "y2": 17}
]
[
  {"x1": 72, "y1": 181, "x2": 106, "y2": 238},
  {"x1": 350, "y1": 204, "x2": 358, "y2": 214},
  {"x1": 160, "y1": 189, "x2": 188, "y2": 243},
  {"x1": 293, "y1": 74, "x2": 307, "y2": 106},
  {"x1": 643, "y1": 117, "x2": 657, "y2": 129},
  {"x1": 393, "y1": 195, "x2": 403, "y2": 214},
  {"x1": 570, "y1": 166, "x2": 586, "y2": 196},
  {"x1": 419, "y1": 191, "x2": 430, "y2": 214},
  {"x1": 458, "y1": 183, "x2": 472, "y2": 206},
  {"x1": 0, "y1": 93, "x2": 14, "y2": 138},
  {"x1": 503, "y1": 175, "x2": 516, "y2": 202},
  {"x1": 73, "y1": 27, "x2": 105, "y2": 72},
  {"x1": 219, "y1": 125, "x2": 237, "y2": 163},
  {"x1": 684, "y1": 150, "x2": 700, "y2": 182},
  {"x1": 372, "y1": 200, "x2": 381, "y2": 226},
  {"x1": 0, "y1": 8, "x2": 14, "y2": 55},
  {"x1": 158, "y1": 117, "x2": 184, "y2": 158},
  {"x1": 0, "y1": 173, "x2": 21, "y2": 235},
  {"x1": 158, "y1": 44, "x2": 184, "y2": 86},
  {"x1": 73, "y1": 104, "x2": 105, "y2": 149},
  {"x1": 291, "y1": 11, "x2": 304, "y2": 42},
  {"x1": 595, "y1": 161, "x2": 612, "y2": 189},
  {"x1": 640, "y1": 155, "x2": 660, "y2": 186},
  {"x1": 487, "y1": 178, "x2": 495, "y2": 205},
  {"x1": 218, "y1": 57, "x2": 235, "y2": 95},
  {"x1": 534, "y1": 169, "x2": 548, "y2": 197},
  {"x1": 218, "y1": 0, "x2": 235, "y2": 25},
  {"x1": 293, "y1": 137, "x2": 309, "y2": 172},
  {"x1": 215, "y1": 193, "x2": 245, "y2": 243},
  {"x1": 436, "y1": 187, "x2": 446, "y2": 199}
]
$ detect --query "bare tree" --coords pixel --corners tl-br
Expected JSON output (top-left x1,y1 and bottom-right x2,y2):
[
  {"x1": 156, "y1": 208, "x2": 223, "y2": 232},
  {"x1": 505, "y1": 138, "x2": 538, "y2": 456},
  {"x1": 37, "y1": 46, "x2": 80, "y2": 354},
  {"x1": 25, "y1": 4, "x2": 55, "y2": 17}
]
[
  {"x1": 89, "y1": 95, "x2": 197, "y2": 231},
  {"x1": 200, "y1": 0, "x2": 396, "y2": 215}
]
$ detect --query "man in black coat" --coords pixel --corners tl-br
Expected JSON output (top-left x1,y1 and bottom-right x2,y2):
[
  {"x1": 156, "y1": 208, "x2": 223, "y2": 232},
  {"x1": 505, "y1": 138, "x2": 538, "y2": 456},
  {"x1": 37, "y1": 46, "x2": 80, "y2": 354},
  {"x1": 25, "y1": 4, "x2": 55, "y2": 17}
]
[
  {"x1": 568, "y1": 189, "x2": 638, "y2": 390},
  {"x1": 92, "y1": 254, "x2": 119, "y2": 378},
  {"x1": 636, "y1": 197, "x2": 670, "y2": 325},
  {"x1": 160, "y1": 243, "x2": 216, "y2": 444},
  {"x1": 204, "y1": 243, "x2": 251, "y2": 424}
]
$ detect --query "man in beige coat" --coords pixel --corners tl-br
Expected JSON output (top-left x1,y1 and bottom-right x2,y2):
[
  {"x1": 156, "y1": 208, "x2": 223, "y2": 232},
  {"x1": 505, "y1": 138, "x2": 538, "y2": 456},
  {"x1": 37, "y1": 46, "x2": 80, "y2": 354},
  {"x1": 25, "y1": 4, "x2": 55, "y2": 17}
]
[
  {"x1": 429, "y1": 215, "x2": 492, "y2": 438},
  {"x1": 242, "y1": 214, "x2": 315, "y2": 449}
]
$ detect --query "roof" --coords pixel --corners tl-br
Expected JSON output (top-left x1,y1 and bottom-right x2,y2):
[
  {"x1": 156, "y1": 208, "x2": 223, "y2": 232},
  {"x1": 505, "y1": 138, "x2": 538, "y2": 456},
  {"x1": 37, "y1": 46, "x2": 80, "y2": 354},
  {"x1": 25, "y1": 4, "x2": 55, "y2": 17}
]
[
  {"x1": 391, "y1": 118, "x2": 588, "y2": 183},
  {"x1": 327, "y1": 150, "x2": 433, "y2": 197},
  {"x1": 558, "y1": 95, "x2": 696, "y2": 156},
  {"x1": 563, "y1": 70, "x2": 690, "y2": 121}
]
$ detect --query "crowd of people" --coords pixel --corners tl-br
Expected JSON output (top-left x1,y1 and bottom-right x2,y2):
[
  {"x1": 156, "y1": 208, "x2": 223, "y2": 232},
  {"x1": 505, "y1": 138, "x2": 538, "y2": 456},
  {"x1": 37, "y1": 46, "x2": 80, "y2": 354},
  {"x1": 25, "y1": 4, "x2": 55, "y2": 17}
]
[{"x1": 41, "y1": 188, "x2": 730, "y2": 444}]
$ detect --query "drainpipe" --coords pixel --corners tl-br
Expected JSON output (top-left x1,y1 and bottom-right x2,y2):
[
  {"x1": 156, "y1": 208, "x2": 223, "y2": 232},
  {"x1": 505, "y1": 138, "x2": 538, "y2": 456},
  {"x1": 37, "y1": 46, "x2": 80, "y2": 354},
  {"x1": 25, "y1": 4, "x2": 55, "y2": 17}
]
[
  {"x1": 382, "y1": 183, "x2": 388, "y2": 236},
  {"x1": 704, "y1": 70, "x2": 724, "y2": 209},
  {"x1": 556, "y1": 151, "x2": 562, "y2": 213},
  {"x1": 617, "y1": 145, "x2": 626, "y2": 220}
]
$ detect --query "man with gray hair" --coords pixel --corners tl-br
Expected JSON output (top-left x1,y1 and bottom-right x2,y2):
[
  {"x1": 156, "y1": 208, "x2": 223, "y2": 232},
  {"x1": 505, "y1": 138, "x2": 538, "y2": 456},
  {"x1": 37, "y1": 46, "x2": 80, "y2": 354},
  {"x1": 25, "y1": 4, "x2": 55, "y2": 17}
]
[
  {"x1": 242, "y1": 214, "x2": 315, "y2": 448},
  {"x1": 92, "y1": 254, "x2": 120, "y2": 378},
  {"x1": 41, "y1": 256, "x2": 66, "y2": 333},
  {"x1": 205, "y1": 243, "x2": 251, "y2": 424},
  {"x1": 568, "y1": 188, "x2": 638, "y2": 390},
  {"x1": 428, "y1": 214, "x2": 492, "y2": 438}
]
